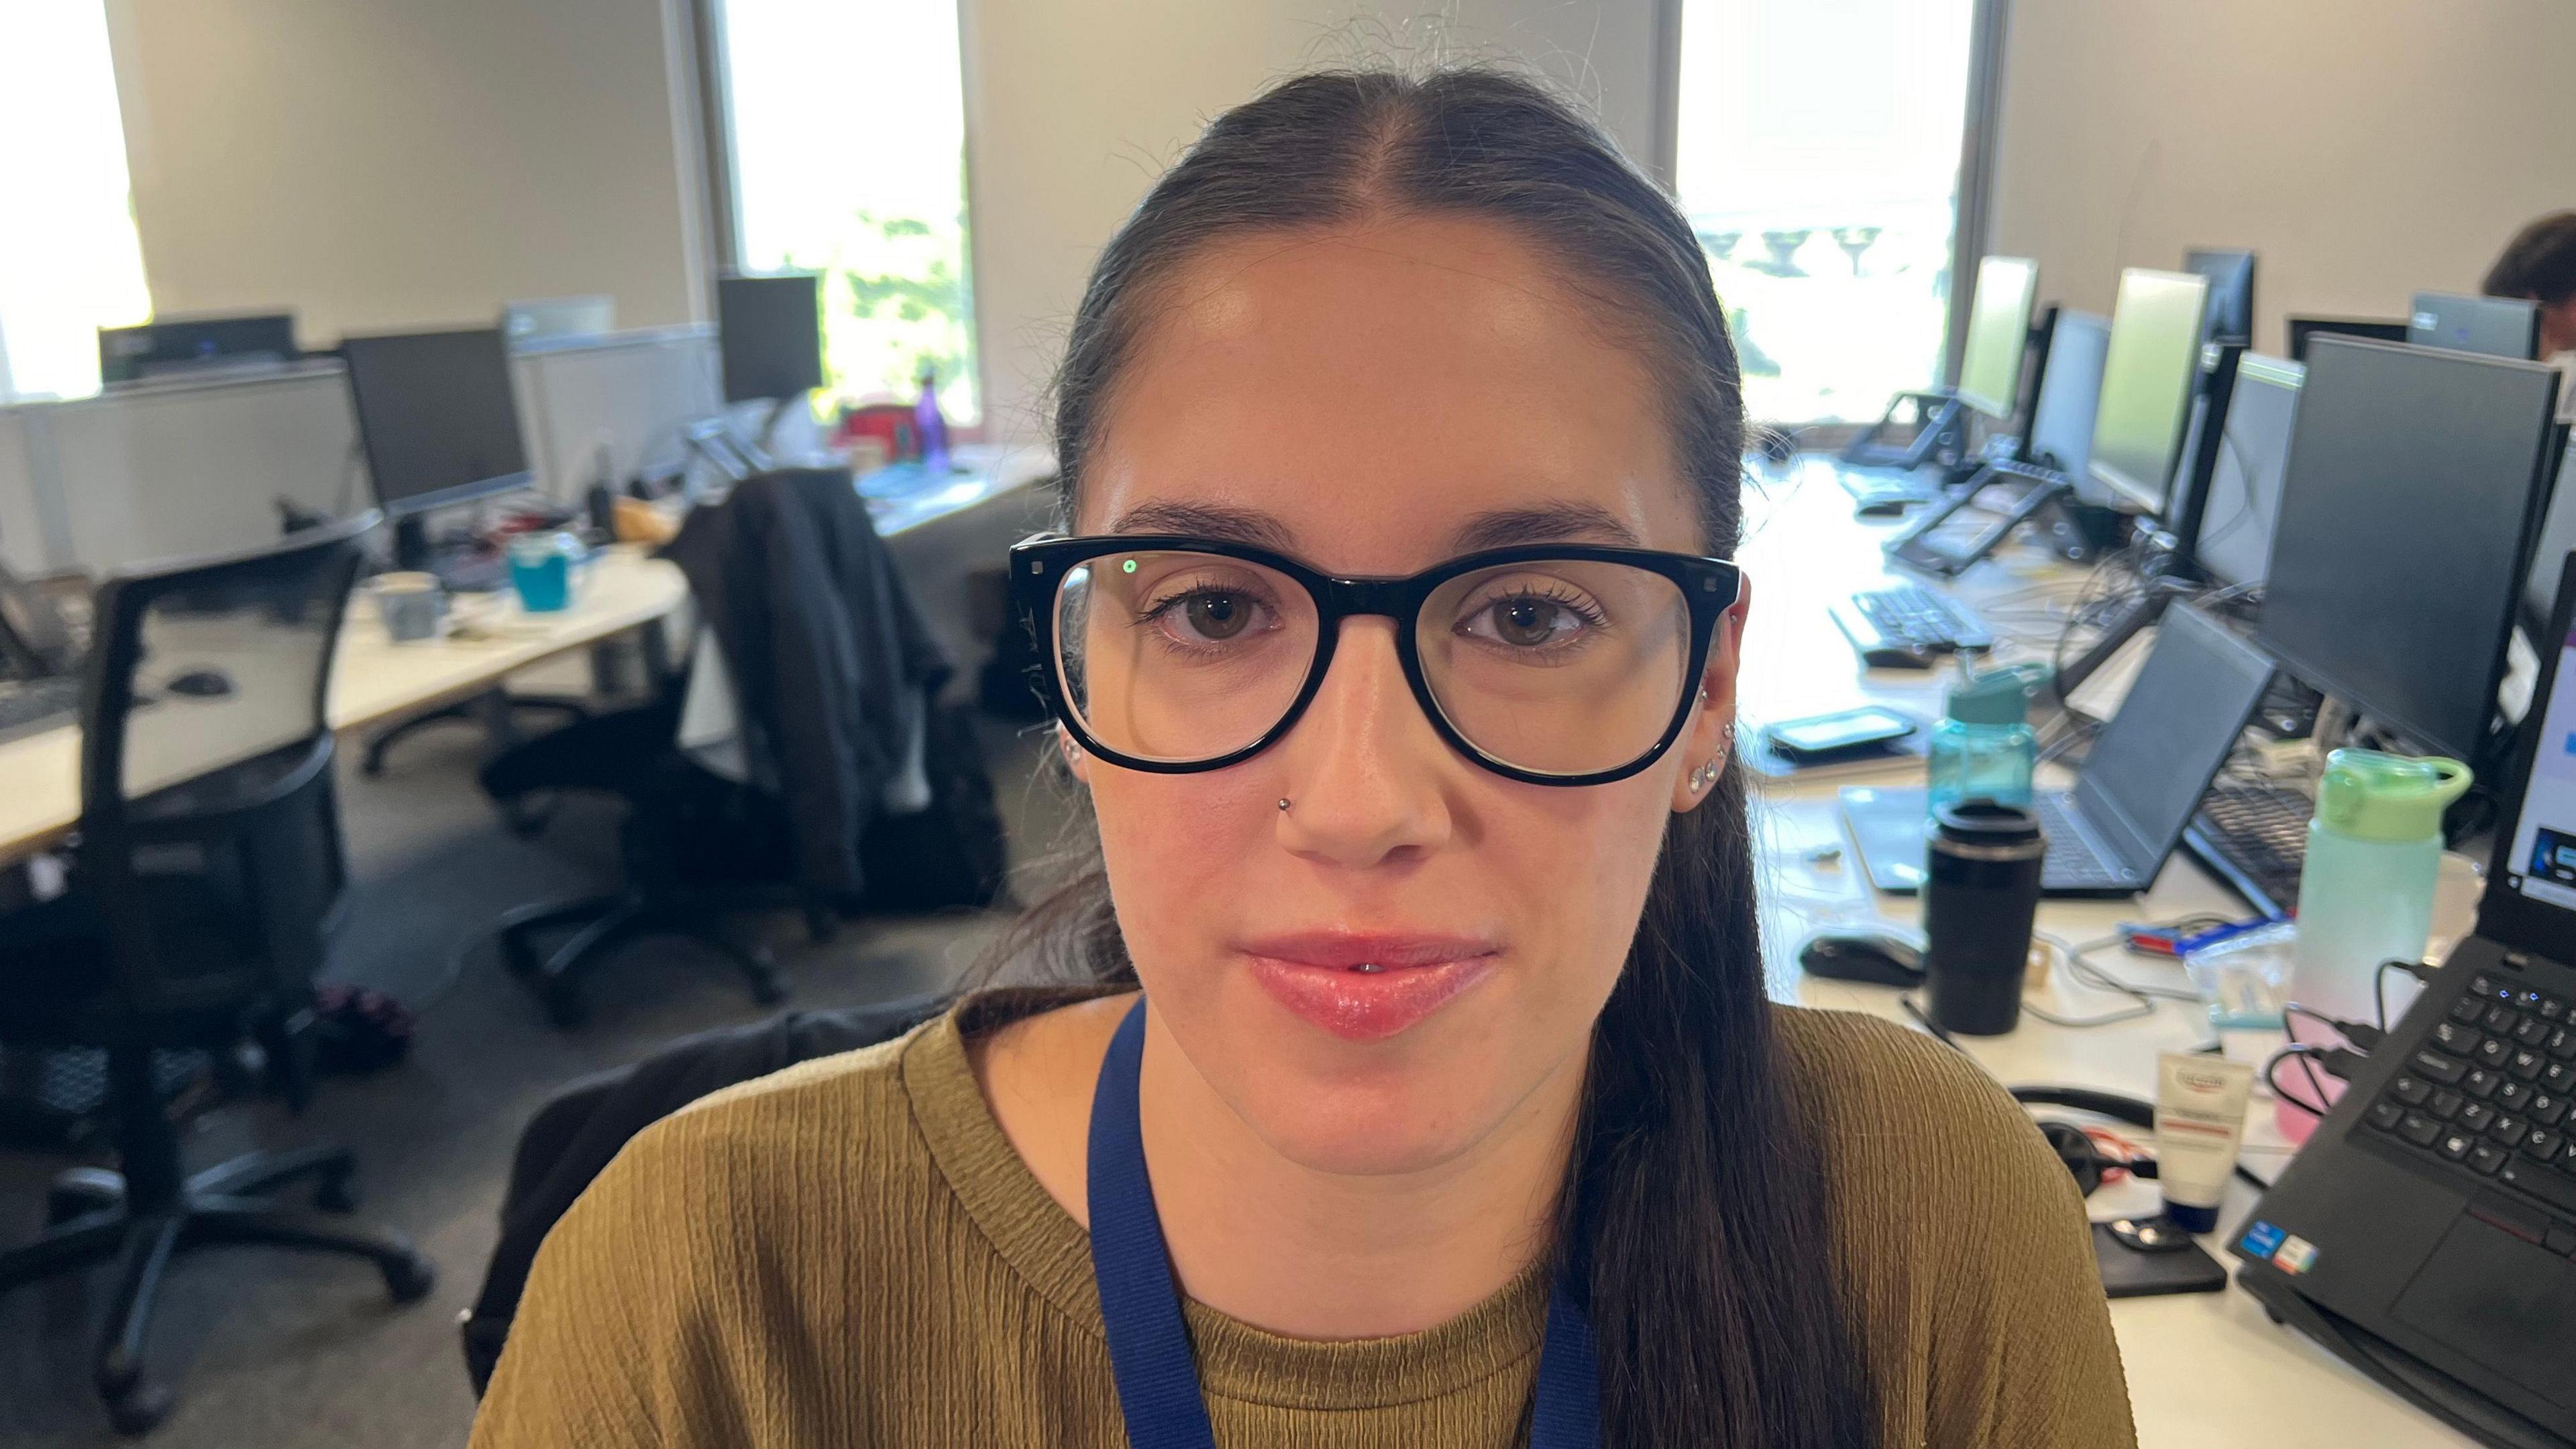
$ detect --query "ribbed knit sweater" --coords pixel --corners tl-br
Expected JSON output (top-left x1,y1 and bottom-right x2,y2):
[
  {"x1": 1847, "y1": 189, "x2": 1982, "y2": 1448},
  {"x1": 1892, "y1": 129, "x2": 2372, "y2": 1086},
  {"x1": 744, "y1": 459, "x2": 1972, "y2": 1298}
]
[{"x1": 470, "y1": 992, "x2": 2136, "y2": 1446}]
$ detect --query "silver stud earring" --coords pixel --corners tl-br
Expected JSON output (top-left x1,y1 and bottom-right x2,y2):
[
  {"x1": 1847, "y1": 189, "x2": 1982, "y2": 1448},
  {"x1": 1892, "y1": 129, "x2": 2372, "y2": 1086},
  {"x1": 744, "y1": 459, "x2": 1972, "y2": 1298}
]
[{"x1": 1688, "y1": 759, "x2": 1720, "y2": 792}]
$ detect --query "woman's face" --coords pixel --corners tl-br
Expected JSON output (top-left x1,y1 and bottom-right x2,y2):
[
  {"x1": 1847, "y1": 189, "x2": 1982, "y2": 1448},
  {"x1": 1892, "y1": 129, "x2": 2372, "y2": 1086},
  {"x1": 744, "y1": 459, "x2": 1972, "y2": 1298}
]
[{"x1": 1070, "y1": 212, "x2": 1747, "y2": 1177}]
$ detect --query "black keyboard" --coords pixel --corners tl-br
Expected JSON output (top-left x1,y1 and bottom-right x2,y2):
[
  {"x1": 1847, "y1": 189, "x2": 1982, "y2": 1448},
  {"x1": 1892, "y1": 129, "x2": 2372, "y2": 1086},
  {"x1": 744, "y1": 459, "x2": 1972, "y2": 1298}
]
[
  {"x1": 2031, "y1": 792, "x2": 2126, "y2": 889},
  {"x1": 2367, "y1": 969, "x2": 2576, "y2": 1216},
  {"x1": 1837, "y1": 582, "x2": 1994, "y2": 657},
  {"x1": 0, "y1": 676, "x2": 79, "y2": 741},
  {"x1": 2186, "y1": 782, "x2": 2312, "y2": 916}
]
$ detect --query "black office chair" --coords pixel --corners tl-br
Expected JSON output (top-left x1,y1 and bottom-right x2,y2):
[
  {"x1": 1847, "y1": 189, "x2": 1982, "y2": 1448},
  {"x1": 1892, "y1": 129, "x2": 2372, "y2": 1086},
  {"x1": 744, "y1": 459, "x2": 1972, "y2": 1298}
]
[
  {"x1": 0, "y1": 513, "x2": 435, "y2": 1436},
  {"x1": 488, "y1": 726, "x2": 802, "y2": 1028},
  {"x1": 360, "y1": 686, "x2": 588, "y2": 778}
]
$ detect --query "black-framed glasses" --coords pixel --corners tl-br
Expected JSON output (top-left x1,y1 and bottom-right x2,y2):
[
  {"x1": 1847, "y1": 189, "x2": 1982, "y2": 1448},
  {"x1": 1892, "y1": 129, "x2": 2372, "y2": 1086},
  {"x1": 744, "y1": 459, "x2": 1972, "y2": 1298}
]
[{"x1": 1008, "y1": 533, "x2": 1743, "y2": 786}]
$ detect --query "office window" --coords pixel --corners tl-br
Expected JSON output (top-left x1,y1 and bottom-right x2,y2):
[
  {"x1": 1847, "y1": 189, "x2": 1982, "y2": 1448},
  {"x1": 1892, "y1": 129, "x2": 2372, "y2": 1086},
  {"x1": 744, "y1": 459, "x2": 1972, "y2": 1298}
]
[
  {"x1": 712, "y1": 0, "x2": 979, "y2": 423},
  {"x1": 0, "y1": 0, "x2": 152, "y2": 401},
  {"x1": 1674, "y1": 0, "x2": 1979, "y2": 425}
]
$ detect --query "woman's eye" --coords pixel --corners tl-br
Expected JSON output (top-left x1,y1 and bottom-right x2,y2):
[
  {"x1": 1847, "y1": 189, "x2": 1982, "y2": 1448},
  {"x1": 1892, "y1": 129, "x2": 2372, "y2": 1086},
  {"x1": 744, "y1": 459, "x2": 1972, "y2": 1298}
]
[
  {"x1": 1146, "y1": 588, "x2": 1267, "y2": 644},
  {"x1": 1181, "y1": 592, "x2": 1254, "y2": 641},
  {"x1": 1464, "y1": 596, "x2": 1587, "y2": 648}
]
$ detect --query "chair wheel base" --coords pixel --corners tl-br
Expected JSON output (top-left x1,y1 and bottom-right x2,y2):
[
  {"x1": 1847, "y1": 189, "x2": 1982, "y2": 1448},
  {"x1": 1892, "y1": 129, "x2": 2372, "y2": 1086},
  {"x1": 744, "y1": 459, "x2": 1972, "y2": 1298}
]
[
  {"x1": 48, "y1": 1169, "x2": 125, "y2": 1227},
  {"x1": 313, "y1": 1170, "x2": 359, "y2": 1215},
  {"x1": 743, "y1": 948, "x2": 788, "y2": 1006},
  {"x1": 104, "y1": 1377, "x2": 174, "y2": 1437},
  {"x1": 383, "y1": 1251, "x2": 436, "y2": 1304},
  {"x1": 540, "y1": 978, "x2": 589, "y2": 1030}
]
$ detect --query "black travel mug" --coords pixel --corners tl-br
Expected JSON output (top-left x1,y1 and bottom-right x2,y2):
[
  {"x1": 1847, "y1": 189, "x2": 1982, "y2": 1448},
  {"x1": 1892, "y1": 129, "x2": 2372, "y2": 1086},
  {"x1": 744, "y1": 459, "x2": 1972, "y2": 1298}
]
[{"x1": 1923, "y1": 800, "x2": 2045, "y2": 1036}]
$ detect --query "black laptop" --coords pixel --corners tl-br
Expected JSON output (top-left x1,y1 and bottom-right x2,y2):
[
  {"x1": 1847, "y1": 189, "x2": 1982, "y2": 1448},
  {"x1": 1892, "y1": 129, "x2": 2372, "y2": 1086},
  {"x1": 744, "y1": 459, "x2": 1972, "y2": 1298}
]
[
  {"x1": 1839, "y1": 601, "x2": 2274, "y2": 896},
  {"x1": 2228, "y1": 553, "x2": 2576, "y2": 1448}
]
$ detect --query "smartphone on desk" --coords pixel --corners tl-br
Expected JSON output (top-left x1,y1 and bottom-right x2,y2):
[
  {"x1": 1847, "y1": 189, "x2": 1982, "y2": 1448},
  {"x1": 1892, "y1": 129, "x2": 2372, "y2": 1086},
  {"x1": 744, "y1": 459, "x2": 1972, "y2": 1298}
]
[{"x1": 1763, "y1": 706, "x2": 1917, "y2": 761}]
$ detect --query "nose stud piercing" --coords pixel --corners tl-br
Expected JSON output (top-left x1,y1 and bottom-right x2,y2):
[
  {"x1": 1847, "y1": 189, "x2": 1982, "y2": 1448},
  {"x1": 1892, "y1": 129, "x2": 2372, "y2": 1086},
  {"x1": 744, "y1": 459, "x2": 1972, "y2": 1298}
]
[{"x1": 1278, "y1": 798, "x2": 1291, "y2": 812}]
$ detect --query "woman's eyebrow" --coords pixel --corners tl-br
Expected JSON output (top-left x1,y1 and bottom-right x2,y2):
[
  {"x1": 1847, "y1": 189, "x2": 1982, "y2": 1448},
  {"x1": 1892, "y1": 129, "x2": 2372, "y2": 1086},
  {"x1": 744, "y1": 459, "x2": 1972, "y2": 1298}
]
[
  {"x1": 1107, "y1": 500, "x2": 1298, "y2": 551},
  {"x1": 1451, "y1": 503, "x2": 1644, "y2": 551}
]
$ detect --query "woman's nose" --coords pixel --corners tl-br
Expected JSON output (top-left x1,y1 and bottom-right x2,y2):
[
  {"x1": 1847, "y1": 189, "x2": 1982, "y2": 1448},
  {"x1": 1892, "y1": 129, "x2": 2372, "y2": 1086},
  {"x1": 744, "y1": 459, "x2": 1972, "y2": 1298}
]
[{"x1": 1270, "y1": 617, "x2": 1456, "y2": 869}]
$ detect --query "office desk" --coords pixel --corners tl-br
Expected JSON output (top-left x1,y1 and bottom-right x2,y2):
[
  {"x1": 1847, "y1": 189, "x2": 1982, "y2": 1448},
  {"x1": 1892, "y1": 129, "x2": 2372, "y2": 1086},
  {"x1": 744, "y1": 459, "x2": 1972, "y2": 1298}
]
[
  {"x1": 0, "y1": 546, "x2": 689, "y2": 866},
  {"x1": 0, "y1": 443, "x2": 1061, "y2": 867},
  {"x1": 1738, "y1": 455, "x2": 2477, "y2": 1448}
]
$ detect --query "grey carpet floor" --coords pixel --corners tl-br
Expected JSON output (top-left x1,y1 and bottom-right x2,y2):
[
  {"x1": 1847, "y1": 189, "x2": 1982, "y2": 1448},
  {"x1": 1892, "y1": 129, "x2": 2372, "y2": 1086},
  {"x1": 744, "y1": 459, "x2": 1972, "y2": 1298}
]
[{"x1": 0, "y1": 706, "x2": 1070, "y2": 1447}]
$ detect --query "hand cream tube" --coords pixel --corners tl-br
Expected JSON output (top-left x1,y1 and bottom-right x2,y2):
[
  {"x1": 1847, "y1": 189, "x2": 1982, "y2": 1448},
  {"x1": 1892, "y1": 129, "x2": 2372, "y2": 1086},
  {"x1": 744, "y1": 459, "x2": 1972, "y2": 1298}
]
[{"x1": 2155, "y1": 1053, "x2": 2255, "y2": 1234}]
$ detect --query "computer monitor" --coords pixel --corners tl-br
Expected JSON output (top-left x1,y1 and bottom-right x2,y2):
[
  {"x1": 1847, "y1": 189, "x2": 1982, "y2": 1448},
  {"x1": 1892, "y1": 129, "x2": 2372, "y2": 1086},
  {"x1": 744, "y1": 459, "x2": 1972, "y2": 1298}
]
[
  {"x1": 2409, "y1": 291, "x2": 2541, "y2": 360},
  {"x1": 97, "y1": 313, "x2": 299, "y2": 385},
  {"x1": 341, "y1": 329, "x2": 533, "y2": 518},
  {"x1": 501, "y1": 295, "x2": 616, "y2": 345},
  {"x1": 2286, "y1": 316, "x2": 2408, "y2": 362},
  {"x1": 1954, "y1": 256, "x2": 2040, "y2": 420},
  {"x1": 2192, "y1": 354, "x2": 2301, "y2": 588},
  {"x1": 2524, "y1": 429, "x2": 2576, "y2": 627},
  {"x1": 2182, "y1": 248, "x2": 2256, "y2": 346},
  {"x1": 2024, "y1": 308, "x2": 2109, "y2": 476},
  {"x1": 2256, "y1": 337, "x2": 2561, "y2": 759},
  {"x1": 2489, "y1": 552, "x2": 2576, "y2": 938},
  {"x1": 718, "y1": 273, "x2": 825, "y2": 404},
  {"x1": 2085, "y1": 268, "x2": 2212, "y2": 516}
]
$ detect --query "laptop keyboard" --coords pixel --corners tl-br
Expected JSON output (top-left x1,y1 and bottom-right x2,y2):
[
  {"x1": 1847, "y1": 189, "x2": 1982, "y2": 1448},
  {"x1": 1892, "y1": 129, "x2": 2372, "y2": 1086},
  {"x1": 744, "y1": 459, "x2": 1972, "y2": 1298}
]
[
  {"x1": 2368, "y1": 971, "x2": 2576, "y2": 1216},
  {"x1": 2031, "y1": 792, "x2": 2125, "y2": 889},
  {"x1": 2190, "y1": 782, "x2": 2312, "y2": 916},
  {"x1": 1846, "y1": 583, "x2": 1994, "y2": 655}
]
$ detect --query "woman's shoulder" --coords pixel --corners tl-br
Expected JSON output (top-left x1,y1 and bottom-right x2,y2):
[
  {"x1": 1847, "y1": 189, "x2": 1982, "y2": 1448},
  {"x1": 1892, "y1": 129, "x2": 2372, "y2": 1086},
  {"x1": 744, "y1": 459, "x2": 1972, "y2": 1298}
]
[
  {"x1": 1764, "y1": 1003, "x2": 2077, "y2": 1209},
  {"x1": 1767, "y1": 1003, "x2": 2010, "y2": 1117},
  {"x1": 579, "y1": 1018, "x2": 949, "y2": 1241}
]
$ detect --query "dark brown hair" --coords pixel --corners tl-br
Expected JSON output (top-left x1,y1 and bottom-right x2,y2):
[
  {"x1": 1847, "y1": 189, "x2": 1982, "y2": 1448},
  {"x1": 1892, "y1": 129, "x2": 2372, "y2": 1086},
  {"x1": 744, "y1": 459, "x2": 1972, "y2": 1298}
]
[
  {"x1": 2485, "y1": 212, "x2": 2576, "y2": 307},
  {"x1": 996, "y1": 68, "x2": 1876, "y2": 1448}
]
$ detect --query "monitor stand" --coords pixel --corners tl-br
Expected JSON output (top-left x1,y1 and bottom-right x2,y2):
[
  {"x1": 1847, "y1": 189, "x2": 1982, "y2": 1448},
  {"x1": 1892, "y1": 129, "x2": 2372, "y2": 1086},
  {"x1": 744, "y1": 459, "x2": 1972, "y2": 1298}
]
[
  {"x1": 1843, "y1": 391, "x2": 1970, "y2": 472},
  {"x1": 1884, "y1": 462, "x2": 2074, "y2": 578},
  {"x1": 2051, "y1": 576, "x2": 2200, "y2": 702},
  {"x1": 390, "y1": 514, "x2": 508, "y2": 594}
]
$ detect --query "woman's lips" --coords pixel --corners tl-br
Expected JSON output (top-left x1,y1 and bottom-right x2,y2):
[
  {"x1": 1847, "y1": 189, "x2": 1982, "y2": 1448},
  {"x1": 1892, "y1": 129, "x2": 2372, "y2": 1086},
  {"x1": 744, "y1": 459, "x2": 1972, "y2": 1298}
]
[{"x1": 1238, "y1": 934, "x2": 1500, "y2": 1041}]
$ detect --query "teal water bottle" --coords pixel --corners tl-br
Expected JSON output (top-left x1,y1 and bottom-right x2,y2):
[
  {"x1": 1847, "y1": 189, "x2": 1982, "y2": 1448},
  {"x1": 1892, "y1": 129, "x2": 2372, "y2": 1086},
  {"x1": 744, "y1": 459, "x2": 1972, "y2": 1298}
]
[{"x1": 1927, "y1": 665, "x2": 2036, "y2": 814}]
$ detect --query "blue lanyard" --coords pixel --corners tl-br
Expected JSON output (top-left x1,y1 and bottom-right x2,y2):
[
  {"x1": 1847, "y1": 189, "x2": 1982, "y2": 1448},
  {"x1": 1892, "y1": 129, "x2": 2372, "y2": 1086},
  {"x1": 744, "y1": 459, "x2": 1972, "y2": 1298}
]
[{"x1": 1085, "y1": 998, "x2": 1601, "y2": 1448}]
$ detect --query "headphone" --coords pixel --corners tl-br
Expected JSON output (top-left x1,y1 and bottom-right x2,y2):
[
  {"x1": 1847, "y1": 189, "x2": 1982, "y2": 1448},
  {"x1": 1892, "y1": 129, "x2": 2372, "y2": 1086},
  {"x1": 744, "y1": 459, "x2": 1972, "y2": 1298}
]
[{"x1": 2011, "y1": 1085, "x2": 2159, "y2": 1197}]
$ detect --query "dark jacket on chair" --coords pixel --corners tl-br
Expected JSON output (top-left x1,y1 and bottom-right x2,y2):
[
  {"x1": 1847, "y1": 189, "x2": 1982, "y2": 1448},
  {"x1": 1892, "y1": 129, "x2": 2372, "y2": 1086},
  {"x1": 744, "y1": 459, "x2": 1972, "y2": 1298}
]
[
  {"x1": 459, "y1": 996, "x2": 946, "y2": 1395},
  {"x1": 659, "y1": 469, "x2": 950, "y2": 897}
]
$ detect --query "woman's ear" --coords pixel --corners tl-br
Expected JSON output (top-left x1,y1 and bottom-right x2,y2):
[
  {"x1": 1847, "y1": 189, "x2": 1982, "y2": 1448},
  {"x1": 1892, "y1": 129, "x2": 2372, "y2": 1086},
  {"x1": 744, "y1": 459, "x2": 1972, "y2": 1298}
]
[
  {"x1": 1059, "y1": 727, "x2": 1091, "y2": 786},
  {"x1": 1671, "y1": 576, "x2": 1752, "y2": 814}
]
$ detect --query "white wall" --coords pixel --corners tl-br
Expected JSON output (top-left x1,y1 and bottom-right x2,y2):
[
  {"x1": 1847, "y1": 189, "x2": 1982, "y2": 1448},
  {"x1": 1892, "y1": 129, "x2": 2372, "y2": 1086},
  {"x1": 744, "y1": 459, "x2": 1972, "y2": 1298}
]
[
  {"x1": 1986, "y1": 0, "x2": 2576, "y2": 358},
  {"x1": 958, "y1": 1, "x2": 1666, "y2": 444},
  {"x1": 105, "y1": 0, "x2": 712, "y2": 346}
]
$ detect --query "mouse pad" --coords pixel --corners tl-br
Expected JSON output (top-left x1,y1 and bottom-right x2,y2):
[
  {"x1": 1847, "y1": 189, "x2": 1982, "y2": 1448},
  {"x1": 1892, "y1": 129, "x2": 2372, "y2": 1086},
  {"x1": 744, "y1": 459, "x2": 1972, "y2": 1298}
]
[
  {"x1": 2092, "y1": 1222, "x2": 2226, "y2": 1298},
  {"x1": 2390, "y1": 1214, "x2": 2576, "y2": 1408}
]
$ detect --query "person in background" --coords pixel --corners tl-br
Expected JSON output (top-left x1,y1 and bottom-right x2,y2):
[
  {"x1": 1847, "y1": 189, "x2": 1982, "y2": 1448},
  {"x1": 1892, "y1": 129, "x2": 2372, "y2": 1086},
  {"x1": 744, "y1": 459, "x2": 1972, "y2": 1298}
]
[
  {"x1": 470, "y1": 66, "x2": 2132, "y2": 1448},
  {"x1": 2485, "y1": 212, "x2": 2576, "y2": 416}
]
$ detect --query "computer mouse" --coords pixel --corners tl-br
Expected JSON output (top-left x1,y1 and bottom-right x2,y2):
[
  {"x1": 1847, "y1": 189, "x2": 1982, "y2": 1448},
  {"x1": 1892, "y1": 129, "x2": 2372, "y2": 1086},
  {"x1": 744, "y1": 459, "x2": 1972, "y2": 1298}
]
[
  {"x1": 167, "y1": 669, "x2": 233, "y2": 698},
  {"x1": 1796, "y1": 931, "x2": 1925, "y2": 987},
  {"x1": 1860, "y1": 644, "x2": 1936, "y2": 671}
]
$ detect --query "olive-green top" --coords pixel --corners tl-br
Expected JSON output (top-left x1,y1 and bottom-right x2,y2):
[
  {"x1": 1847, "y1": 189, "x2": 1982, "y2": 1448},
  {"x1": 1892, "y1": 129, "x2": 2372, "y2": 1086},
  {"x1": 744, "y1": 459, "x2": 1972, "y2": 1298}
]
[{"x1": 470, "y1": 993, "x2": 2136, "y2": 1447}]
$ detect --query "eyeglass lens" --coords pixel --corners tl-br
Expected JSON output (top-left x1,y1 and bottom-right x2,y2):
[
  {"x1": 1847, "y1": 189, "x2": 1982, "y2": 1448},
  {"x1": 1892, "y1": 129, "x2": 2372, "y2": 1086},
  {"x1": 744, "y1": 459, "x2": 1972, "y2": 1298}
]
[{"x1": 1052, "y1": 550, "x2": 1693, "y2": 776}]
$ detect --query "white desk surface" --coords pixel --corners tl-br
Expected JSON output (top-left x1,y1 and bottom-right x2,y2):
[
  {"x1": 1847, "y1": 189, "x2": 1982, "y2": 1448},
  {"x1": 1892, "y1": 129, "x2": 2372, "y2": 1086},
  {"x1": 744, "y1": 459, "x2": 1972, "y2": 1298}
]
[
  {"x1": 0, "y1": 546, "x2": 688, "y2": 863},
  {"x1": 1736, "y1": 455, "x2": 2479, "y2": 1448},
  {"x1": 0, "y1": 443, "x2": 1062, "y2": 865}
]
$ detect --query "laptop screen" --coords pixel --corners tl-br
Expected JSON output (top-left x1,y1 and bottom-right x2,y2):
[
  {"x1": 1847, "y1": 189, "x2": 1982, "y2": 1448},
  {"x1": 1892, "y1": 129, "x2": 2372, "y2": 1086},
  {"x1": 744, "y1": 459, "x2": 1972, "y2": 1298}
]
[
  {"x1": 2071, "y1": 602, "x2": 2276, "y2": 874},
  {"x1": 2485, "y1": 554, "x2": 2576, "y2": 957}
]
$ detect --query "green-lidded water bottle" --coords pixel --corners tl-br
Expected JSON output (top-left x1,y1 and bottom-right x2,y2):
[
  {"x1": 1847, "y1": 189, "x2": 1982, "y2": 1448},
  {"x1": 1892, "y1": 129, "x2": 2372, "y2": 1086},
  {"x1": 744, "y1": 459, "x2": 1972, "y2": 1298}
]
[{"x1": 2281, "y1": 749, "x2": 2472, "y2": 1136}]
